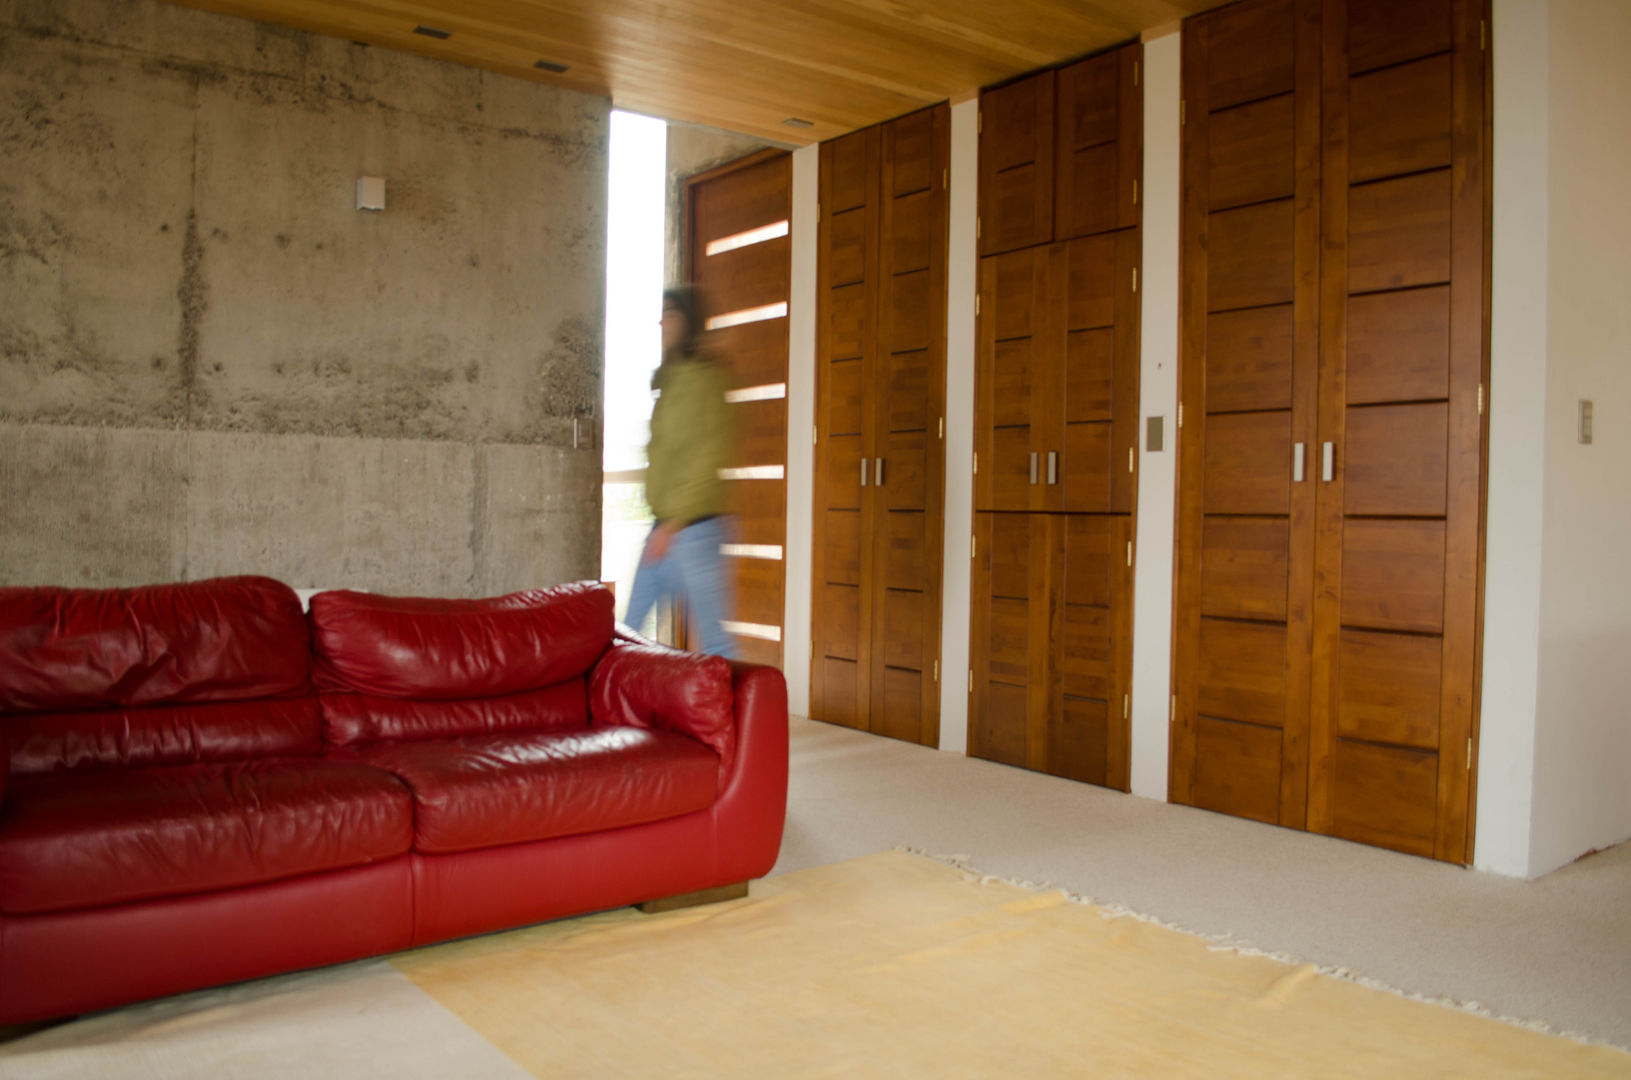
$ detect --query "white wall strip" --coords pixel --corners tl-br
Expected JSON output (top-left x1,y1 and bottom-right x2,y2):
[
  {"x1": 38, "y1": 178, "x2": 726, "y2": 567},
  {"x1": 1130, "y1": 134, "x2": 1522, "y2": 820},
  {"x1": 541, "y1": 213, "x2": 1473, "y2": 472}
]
[
  {"x1": 705, "y1": 220, "x2": 790, "y2": 256},
  {"x1": 1129, "y1": 30, "x2": 1182, "y2": 802},
  {"x1": 721, "y1": 543, "x2": 784, "y2": 560},
  {"x1": 706, "y1": 301, "x2": 788, "y2": 330},
  {"x1": 725, "y1": 382, "x2": 788, "y2": 403},
  {"x1": 783, "y1": 143, "x2": 819, "y2": 718},
  {"x1": 937, "y1": 98, "x2": 980, "y2": 756}
]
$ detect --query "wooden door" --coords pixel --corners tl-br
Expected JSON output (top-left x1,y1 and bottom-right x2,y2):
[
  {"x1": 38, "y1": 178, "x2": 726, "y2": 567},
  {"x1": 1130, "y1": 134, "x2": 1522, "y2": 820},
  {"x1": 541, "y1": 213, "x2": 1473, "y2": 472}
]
[
  {"x1": 1307, "y1": 0, "x2": 1486, "y2": 862},
  {"x1": 868, "y1": 105, "x2": 949, "y2": 746},
  {"x1": 1173, "y1": 0, "x2": 1321, "y2": 827},
  {"x1": 979, "y1": 70, "x2": 1055, "y2": 257},
  {"x1": 811, "y1": 105, "x2": 948, "y2": 746},
  {"x1": 684, "y1": 149, "x2": 793, "y2": 667},
  {"x1": 970, "y1": 512, "x2": 1054, "y2": 768},
  {"x1": 811, "y1": 128, "x2": 880, "y2": 729},
  {"x1": 1172, "y1": 0, "x2": 1488, "y2": 862}
]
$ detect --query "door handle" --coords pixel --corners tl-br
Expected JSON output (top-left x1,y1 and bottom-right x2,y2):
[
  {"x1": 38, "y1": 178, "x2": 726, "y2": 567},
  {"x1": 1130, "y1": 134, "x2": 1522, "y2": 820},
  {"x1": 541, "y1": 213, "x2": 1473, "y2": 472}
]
[
  {"x1": 1030, "y1": 451, "x2": 1039, "y2": 485},
  {"x1": 1047, "y1": 451, "x2": 1058, "y2": 485},
  {"x1": 1293, "y1": 442, "x2": 1305, "y2": 483},
  {"x1": 874, "y1": 457, "x2": 884, "y2": 486},
  {"x1": 860, "y1": 457, "x2": 868, "y2": 487},
  {"x1": 1322, "y1": 441, "x2": 1334, "y2": 483}
]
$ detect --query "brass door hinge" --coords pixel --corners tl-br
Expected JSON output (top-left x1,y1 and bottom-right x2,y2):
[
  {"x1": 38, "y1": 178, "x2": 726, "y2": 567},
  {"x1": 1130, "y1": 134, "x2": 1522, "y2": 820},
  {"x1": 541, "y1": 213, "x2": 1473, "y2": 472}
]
[
  {"x1": 938, "y1": 416, "x2": 944, "y2": 439},
  {"x1": 1126, "y1": 540, "x2": 1133, "y2": 566},
  {"x1": 933, "y1": 659, "x2": 940, "y2": 682},
  {"x1": 1178, "y1": 402, "x2": 1184, "y2": 428},
  {"x1": 1467, "y1": 738, "x2": 1473, "y2": 768},
  {"x1": 1132, "y1": 267, "x2": 1138, "y2": 293},
  {"x1": 1170, "y1": 694, "x2": 1177, "y2": 724},
  {"x1": 975, "y1": 294, "x2": 981, "y2": 316},
  {"x1": 968, "y1": 669, "x2": 974, "y2": 693},
  {"x1": 1129, "y1": 447, "x2": 1135, "y2": 474},
  {"x1": 943, "y1": 167, "x2": 949, "y2": 190},
  {"x1": 976, "y1": 217, "x2": 982, "y2": 241},
  {"x1": 1123, "y1": 694, "x2": 1130, "y2": 719},
  {"x1": 813, "y1": 424, "x2": 819, "y2": 445},
  {"x1": 971, "y1": 532, "x2": 977, "y2": 559},
  {"x1": 1477, "y1": 384, "x2": 1484, "y2": 414},
  {"x1": 973, "y1": 451, "x2": 979, "y2": 474}
]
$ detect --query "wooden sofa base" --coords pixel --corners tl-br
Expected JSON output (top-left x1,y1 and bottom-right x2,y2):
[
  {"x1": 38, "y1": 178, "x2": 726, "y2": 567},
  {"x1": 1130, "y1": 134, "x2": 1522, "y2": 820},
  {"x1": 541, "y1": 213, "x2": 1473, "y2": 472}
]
[{"x1": 637, "y1": 881, "x2": 749, "y2": 914}]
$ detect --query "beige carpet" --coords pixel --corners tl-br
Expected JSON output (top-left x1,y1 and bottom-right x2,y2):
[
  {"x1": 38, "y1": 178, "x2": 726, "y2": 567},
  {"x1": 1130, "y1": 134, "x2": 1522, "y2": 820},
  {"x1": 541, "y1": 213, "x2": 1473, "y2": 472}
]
[{"x1": 5, "y1": 852, "x2": 1626, "y2": 1078}]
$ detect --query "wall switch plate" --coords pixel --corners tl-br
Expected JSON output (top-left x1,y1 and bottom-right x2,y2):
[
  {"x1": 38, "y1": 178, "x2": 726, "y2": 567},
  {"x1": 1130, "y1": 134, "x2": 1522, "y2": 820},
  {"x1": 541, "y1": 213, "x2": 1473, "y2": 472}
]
[
  {"x1": 356, "y1": 176, "x2": 385, "y2": 211},
  {"x1": 1580, "y1": 399, "x2": 1593, "y2": 444},
  {"x1": 1146, "y1": 415, "x2": 1165, "y2": 453}
]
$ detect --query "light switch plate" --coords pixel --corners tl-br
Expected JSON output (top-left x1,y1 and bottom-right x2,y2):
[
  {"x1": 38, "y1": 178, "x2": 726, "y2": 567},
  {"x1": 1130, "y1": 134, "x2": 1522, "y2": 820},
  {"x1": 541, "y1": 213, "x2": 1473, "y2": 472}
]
[
  {"x1": 1146, "y1": 415, "x2": 1165, "y2": 453},
  {"x1": 1580, "y1": 399, "x2": 1593, "y2": 445}
]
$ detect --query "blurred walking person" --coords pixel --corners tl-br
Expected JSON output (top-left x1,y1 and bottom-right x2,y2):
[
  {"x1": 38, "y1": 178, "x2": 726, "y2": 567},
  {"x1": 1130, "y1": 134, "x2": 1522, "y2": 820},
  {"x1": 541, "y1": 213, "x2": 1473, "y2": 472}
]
[{"x1": 622, "y1": 286, "x2": 737, "y2": 658}]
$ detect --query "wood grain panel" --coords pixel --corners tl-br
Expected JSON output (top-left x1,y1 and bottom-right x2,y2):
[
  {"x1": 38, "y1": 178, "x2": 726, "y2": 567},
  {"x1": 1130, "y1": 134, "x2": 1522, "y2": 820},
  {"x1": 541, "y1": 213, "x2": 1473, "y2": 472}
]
[
  {"x1": 991, "y1": 340, "x2": 1036, "y2": 428},
  {"x1": 1058, "y1": 50, "x2": 1119, "y2": 151},
  {"x1": 823, "y1": 510, "x2": 861, "y2": 586},
  {"x1": 828, "y1": 130, "x2": 872, "y2": 213},
  {"x1": 819, "y1": 657, "x2": 861, "y2": 729},
  {"x1": 1203, "y1": 411, "x2": 1292, "y2": 514},
  {"x1": 732, "y1": 557, "x2": 784, "y2": 627},
  {"x1": 1207, "y1": 199, "x2": 1295, "y2": 312},
  {"x1": 882, "y1": 509, "x2": 928, "y2": 592},
  {"x1": 888, "y1": 109, "x2": 936, "y2": 197},
  {"x1": 702, "y1": 239, "x2": 791, "y2": 313},
  {"x1": 1330, "y1": 739, "x2": 1438, "y2": 857},
  {"x1": 1067, "y1": 233, "x2": 1117, "y2": 330},
  {"x1": 1065, "y1": 329, "x2": 1114, "y2": 423},
  {"x1": 1061, "y1": 603, "x2": 1111, "y2": 701},
  {"x1": 1349, "y1": 55, "x2": 1452, "y2": 184},
  {"x1": 826, "y1": 358, "x2": 864, "y2": 435},
  {"x1": 881, "y1": 432, "x2": 927, "y2": 510},
  {"x1": 1205, "y1": 305, "x2": 1294, "y2": 414},
  {"x1": 887, "y1": 269, "x2": 932, "y2": 353},
  {"x1": 890, "y1": 190, "x2": 935, "y2": 275},
  {"x1": 886, "y1": 349, "x2": 932, "y2": 433},
  {"x1": 1339, "y1": 518, "x2": 1446, "y2": 634},
  {"x1": 976, "y1": 681, "x2": 1029, "y2": 768},
  {"x1": 1201, "y1": 517, "x2": 1291, "y2": 621},
  {"x1": 990, "y1": 248, "x2": 1047, "y2": 341},
  {"x1": 875, "y1": 667, "x2": 924, "y2": 744},
  {"x1": 1348, "y1": 0, "x2": 1453, "y2": 76},
  {"x1": 987, "y1": 597, "x2": 1031, "y2": 684},
  {"x1": 692, "y1": 157, "x2": 793, "y2": 244},
  {"x1": 825, "y1": 434, "x2": 862, "y2": 510},
  {"x1": 1051, "y1": 697, "x2": 1110, "y2": 786},
  {"x1": 827, "y1": 284, "x2": 867, "y2": 361},
  {"x1": 1061, "y1": 143, "x2": 1120, "y2": 239},
  {"x1": 828, "y1": 207, "x2": 869, "y2": 287},
  {"x1": 1207, "y1": 0, "x2": 1296, "y2": 111},
  {"x1": 820, "y1": 583, "x2": 861, "y2": 660},
  {"x1": 1337, "y1": 629, "x2": 1442, "y2": 749},
  {"x1": 1063, "y1": 515, "x2": 1112, "y2": 608},
  {"x1": 1198, "y1": 618, "x2": 1287, "y2": 727},
  {"x1": 989, "y1": 514, "x2": 1032, "y2": 600},
  {"x1": 730, "y1": 398, "x2": 788, "y2": 467},
  {"x1": 1209, "y1": 93, "x2": 1295, "y2": 211},
  {"x1": 980, "y1": 71, "x2": 1054, "y2": 256},
  {"x1": 1193, "y1": 716, "x2": 1283, "y2": 825},
  {"x1": 1348, "y1": 170, "x2": 1452, "y2": 293},
  {"x1": 990, "y1": 427, "x2": 1034, "y2": 510},
  {"x1": 1344, "y1": 402, "x2": 1448, "y2": 517},
  {"x1": 1346, "y1": 286, "x2": 1450, "y2": 404},
  {"x1": 1063, "y1": 422, "x2": 1112, "y2": 512},
  {"x1": 881, "y1": 588, "x2": 924, "y2": 670}
]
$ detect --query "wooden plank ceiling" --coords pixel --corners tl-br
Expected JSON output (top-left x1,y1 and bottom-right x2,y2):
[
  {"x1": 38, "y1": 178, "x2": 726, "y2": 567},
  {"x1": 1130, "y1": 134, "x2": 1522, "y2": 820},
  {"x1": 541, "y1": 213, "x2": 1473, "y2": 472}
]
[{"x1": 159, "y1": 0, "x2": 1220, "y2": 144}]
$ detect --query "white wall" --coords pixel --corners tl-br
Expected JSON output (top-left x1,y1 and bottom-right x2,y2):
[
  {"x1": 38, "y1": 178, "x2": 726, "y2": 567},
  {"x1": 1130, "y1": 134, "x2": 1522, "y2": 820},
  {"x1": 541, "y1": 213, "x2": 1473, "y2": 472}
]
[
  {"x1": 783, "y1": 144, "x2": 819, "y2": 720},
  {"x1": 1526, "y1": 0, "x2": 1631, "y2": 875},
  {"x1": 938, "y1": 99, "x2": 980, "y2": 753},
  {"x1": 1128, "y1": 30, "x2": 1182, "y2": 800}
]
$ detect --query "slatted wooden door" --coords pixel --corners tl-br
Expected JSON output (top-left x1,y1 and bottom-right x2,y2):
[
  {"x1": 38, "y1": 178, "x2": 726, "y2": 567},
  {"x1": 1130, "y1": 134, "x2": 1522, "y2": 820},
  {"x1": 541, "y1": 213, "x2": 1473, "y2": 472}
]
[
  {"x1": 971, "y1": 44, "x2": 1140, "y2": 790},
  {"x1": 1172, "y1": 0, "x2": 1488, "y2": 862},
  {"x1": 1308, "y1": 0, "x2": 1487, "y2": 861},
  {"x1": 685, "y1": 149, "x2": 793, "y2": 667},
  {"x1": 811, "y1": 105, "x2": 948, "y2": 746},
  {"x1": 1173, "y1": 0, "x2": 1321, "y2": 827}
]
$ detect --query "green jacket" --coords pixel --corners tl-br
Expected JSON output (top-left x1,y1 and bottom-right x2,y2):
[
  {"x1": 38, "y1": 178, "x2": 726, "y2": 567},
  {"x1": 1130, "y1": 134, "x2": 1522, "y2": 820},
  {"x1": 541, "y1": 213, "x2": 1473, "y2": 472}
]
[{"x1": 645, "y1": 354, "x2": 731, "y2": 525}]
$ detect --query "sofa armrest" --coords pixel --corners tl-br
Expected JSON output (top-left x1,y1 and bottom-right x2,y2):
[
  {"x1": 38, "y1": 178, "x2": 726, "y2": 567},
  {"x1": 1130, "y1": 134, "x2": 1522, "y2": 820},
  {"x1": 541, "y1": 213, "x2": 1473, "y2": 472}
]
[
  {"x1": 0, "y1": 735, "x2": 8, "y2": 811},
  {"x1": 589, "y1": 640, "x2": 737, "y2": 770}
]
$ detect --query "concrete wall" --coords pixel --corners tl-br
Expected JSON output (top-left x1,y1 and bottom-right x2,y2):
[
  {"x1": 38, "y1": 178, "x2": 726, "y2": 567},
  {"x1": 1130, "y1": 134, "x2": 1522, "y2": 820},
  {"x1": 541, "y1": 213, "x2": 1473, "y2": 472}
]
[
  {"x1": 663, "y1": 120, "x2": 775, "y2": 287},
  {"x1": 1527, "y1": 0, "x2": 1631, "y2": 875},
  {"x1": 0, "y1": 0, "x2": 609, "y2": 596}
]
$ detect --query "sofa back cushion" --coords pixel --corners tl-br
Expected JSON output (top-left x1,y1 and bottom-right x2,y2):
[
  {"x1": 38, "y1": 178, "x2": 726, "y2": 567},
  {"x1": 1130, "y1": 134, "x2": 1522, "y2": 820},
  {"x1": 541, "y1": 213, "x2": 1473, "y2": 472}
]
[
  {"x1": 0, "y1": 577, "x2": 319, "y2": 773},
  {"x1": 309, "y1": 582, "x2": 613, "y2": 743}
]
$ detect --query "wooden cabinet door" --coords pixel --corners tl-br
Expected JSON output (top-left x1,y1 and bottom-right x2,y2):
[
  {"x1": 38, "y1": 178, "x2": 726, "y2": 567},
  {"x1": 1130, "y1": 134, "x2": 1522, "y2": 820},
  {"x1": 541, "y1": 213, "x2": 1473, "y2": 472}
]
[
  {"x1": 867, "y1": 105, "x2": 949, "y2": 747},
  {"x1": 1055, "y1": 44, "x2": 1143, "y2": 241},
  {"x1": 812, "y1": 128, "x2": 881, "y2": 730},
  {"x1": 970, "y1": 512, "x2": 1055, "y2": 768},
  {"x1": 1173, "y1": 0, "x2": 1321, "y2": 827},
  {"x1": 1307, "y1": 0, "x2": 1485, "y2": 862},
  {"x1": 975, "y1": 245, "x2": 1058, "y2": 512},
  {"x1": 979, "y1": 71, "x2": 1055, "y2": 257}
]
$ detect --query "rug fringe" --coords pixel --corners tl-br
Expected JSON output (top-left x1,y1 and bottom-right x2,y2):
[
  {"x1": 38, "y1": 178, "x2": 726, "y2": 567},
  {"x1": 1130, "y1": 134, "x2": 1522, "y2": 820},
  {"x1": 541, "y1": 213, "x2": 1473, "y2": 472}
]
[{"x1": 890, "y1": 845, "x2": 1627, "y2": 1054}]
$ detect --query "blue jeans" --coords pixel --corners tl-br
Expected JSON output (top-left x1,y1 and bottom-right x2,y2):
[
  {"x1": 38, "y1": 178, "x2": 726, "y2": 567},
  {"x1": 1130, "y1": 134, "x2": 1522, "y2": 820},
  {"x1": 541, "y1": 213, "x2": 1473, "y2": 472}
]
[{"x1": 623, "y1": 517, "x2": 737, "y2": 659}]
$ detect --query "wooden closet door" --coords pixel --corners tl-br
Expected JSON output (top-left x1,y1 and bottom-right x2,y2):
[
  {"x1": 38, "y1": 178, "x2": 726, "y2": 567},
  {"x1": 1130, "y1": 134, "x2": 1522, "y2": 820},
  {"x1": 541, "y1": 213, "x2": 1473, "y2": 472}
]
[
  {"x1": 1172, "y1": 0, "x2": 1322, "y2": 825},
  {"x1": 979, "y1": 71, "x2": 1055, "y2": 257},
  {"x1": 869, "y1": 105, "x2": 949, "y2": 746},
  {"x1": 811, "y1": 129, "x2": 880, "y2": 730},
  {"x1": 975, "y1": 245, "x2": 1058, "y2": 513},
  {"x1": 1307, "y1": 0, "x2": 1486, "y2": 861},
  {"x1": 971, "y1": 512, "x2": 1057, "y2": 769}
]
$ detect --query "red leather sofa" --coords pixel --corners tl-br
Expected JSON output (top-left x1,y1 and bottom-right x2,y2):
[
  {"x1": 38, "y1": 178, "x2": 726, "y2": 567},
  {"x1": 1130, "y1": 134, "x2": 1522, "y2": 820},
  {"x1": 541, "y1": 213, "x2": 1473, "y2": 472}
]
[{"x1": 0, "y1": 576, "x2": 788, "y2": 1023}]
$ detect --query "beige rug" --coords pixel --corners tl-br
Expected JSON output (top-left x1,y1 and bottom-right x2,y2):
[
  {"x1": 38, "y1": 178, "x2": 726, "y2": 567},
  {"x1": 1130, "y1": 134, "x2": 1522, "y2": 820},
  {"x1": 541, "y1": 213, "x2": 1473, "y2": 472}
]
[{"x1": 4, "y1": 851, "x2": 1628, "y2": 1078}]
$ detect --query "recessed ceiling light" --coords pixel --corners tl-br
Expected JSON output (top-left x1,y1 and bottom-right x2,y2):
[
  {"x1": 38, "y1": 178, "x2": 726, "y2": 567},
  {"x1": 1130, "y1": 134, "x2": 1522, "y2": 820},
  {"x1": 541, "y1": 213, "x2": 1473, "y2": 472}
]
[
  {"x1": 533, "y1": 59, "x2": 569, "y2": 73},
  {"x1": 412, "y1": 25, "x2": 452, "y2": 39},
  {"x1": 781, "y1": 117, "x2": 814, "y2": 128}
]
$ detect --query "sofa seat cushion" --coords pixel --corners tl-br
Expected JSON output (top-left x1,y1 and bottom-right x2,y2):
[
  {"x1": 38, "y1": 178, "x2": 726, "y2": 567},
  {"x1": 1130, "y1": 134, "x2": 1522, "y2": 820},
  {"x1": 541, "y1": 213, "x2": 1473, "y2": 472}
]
[
  {"x1": 0, "y1": 760, "x2": 413, "y2": 916},
  {"x1": 348, "y1": 728, "x2": 721, "y2": 855}
]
